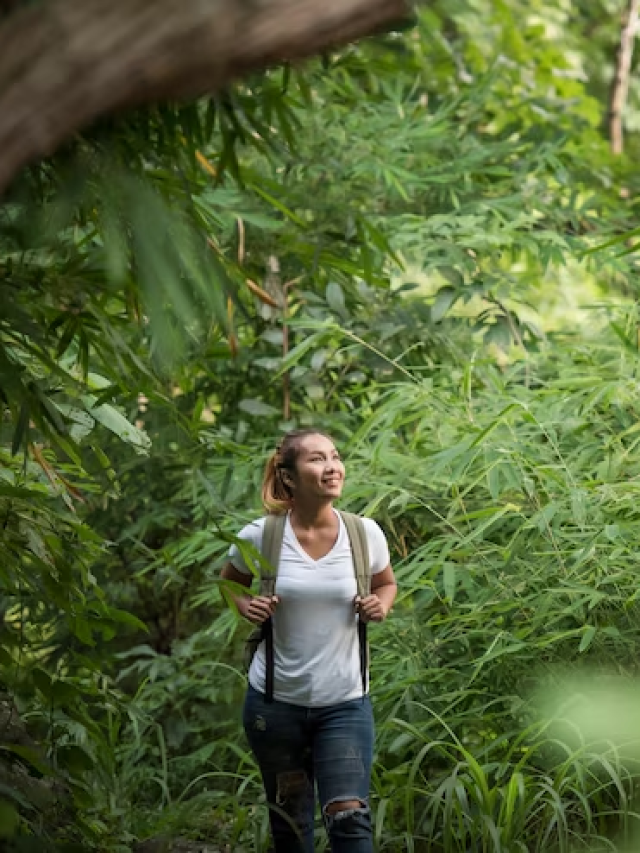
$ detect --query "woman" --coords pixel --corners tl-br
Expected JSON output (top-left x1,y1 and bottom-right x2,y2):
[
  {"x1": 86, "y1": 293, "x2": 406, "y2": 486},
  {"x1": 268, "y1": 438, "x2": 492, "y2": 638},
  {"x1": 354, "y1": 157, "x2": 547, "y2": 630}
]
[{"x1": 221, "y1": 428, "x2": 397, "y2": 853}]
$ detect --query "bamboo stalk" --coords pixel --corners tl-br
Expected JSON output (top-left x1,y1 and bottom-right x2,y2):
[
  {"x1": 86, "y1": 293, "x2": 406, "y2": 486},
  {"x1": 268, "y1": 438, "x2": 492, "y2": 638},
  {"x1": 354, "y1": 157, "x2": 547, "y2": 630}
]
[{"x1": 609, "y1": 0, "x2": 640, "y2": 155}]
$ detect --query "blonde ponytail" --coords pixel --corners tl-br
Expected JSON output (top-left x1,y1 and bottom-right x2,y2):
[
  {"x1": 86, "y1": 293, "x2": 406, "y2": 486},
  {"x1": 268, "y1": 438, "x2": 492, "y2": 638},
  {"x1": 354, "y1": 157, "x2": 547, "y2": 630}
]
[{"x1": 262, "y1": 450, "x2": 292, "y2": 515}]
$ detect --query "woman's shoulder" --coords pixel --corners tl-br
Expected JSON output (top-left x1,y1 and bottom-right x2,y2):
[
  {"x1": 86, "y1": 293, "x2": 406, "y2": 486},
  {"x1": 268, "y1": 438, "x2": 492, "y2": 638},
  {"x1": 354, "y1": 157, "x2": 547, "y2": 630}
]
[
  {"x1": 236, "y1": 513, "x2": 291, "y2": 540},
  {"x1": 355, "y1": 515, "x2": 386, "y2": 537},
  {"x1": 236, "y1": 516, "x2": 268, "y2": 540},
  {"x1": 337, "y1": 511, "x2": 385, "y2": 536},
  {"x1": 228, "y1": 517, "x2": 269, "y2": 573},
  {"x1": 354, "y1": 516, "x2": 390, "y2": 573}
]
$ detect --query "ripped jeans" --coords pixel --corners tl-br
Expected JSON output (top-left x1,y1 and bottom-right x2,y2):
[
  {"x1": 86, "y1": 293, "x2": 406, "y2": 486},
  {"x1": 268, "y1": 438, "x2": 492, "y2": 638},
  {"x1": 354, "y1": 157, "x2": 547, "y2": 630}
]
[{"x1": 243, "y1": 685, "x2": 374, "y2": 853}]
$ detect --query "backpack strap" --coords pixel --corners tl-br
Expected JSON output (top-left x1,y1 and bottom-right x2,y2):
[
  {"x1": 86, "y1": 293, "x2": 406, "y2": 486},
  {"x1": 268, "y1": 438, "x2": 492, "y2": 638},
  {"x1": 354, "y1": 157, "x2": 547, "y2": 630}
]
[
  {"x1": 340, "y1": 511, "x2": 371, "y2": 598},
  {"x1": 339, "y1": 511, "x2": 371, "y2": 697},
  {"x1": 259, "y1": 513, "x2": 286, "y2": 703},
  {"x1": 261, "y1": 513, "x2": 286, "y2": 597}
]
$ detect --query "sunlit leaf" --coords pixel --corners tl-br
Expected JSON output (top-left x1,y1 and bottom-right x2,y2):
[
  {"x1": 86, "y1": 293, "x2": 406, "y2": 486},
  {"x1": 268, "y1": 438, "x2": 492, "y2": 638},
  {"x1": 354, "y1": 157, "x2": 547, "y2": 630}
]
[{"x1": 238, "y1": 399, "x2": 279, "y2": 417}]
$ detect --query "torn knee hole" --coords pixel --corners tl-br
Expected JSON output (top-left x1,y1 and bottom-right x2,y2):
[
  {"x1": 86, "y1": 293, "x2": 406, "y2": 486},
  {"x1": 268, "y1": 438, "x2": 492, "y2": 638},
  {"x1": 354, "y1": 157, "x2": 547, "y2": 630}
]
[
  {"x1": 324, "y1": 798, "x2": 367, "y2": 816},
  {"x1": 323, "y1": 799, "x2": 372, "y2": 837}
]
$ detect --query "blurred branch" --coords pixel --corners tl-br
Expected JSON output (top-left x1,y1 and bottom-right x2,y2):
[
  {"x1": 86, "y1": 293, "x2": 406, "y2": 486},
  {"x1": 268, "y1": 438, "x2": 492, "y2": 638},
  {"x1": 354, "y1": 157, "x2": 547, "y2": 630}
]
[
  {"x1": 0, "y1": 0, "x2": 412, "y2": 194},
  {"x1": 609, "y1": 0, "x2": 639, "y2": 155}
]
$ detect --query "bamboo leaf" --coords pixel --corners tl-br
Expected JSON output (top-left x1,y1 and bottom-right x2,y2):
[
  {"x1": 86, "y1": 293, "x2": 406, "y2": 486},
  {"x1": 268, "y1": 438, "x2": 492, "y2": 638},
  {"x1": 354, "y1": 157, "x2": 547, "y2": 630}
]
[
  {"x1": 238, "y1": 399, "x2": 279, "y2": 417},
  {"x1": 431, "y1": 286, "x2": 458, "y2": 323},
  {"x1": 443, "y1": 562, "x2": 457, "y2": 603},
  {"x1": 326, "y1": 282, "x2": 347, "y2": 317},
  {"x1": 578, "y1": 626, "x2": 596, "y2": 653}
]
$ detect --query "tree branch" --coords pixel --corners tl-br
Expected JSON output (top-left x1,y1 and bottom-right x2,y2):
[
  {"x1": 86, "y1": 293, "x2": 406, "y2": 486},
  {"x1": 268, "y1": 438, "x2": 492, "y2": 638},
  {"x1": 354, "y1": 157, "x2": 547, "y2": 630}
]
[
  {"x1": 0, "y1": 0, "x2": 411, "y2": 194},
  {"x1": 609, "y1": 0, "x2": 639, "y2": 155}
]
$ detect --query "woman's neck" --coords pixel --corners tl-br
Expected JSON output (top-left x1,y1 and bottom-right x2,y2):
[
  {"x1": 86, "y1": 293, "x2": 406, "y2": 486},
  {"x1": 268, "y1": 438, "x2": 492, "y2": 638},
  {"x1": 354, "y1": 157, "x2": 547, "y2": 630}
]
[{"x1": 289, "y1": 500, "x2": 335, "y2": 530}]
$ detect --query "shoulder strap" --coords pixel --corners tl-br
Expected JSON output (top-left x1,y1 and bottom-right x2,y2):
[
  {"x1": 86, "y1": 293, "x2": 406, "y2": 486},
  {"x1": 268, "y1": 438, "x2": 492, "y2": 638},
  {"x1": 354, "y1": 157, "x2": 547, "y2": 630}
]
[
  {"x1": 339, "y1": 511, "x2": 371, "y2": 597},
  {"x1": 339, "y1": 510, "x2": 371, "y2": 698},
  {"x1": 260, "y1": 513, "x2": 286, "y2": 597},
  {"x1": 259, "y1": 513, "x2": 286, "y2": 705}
]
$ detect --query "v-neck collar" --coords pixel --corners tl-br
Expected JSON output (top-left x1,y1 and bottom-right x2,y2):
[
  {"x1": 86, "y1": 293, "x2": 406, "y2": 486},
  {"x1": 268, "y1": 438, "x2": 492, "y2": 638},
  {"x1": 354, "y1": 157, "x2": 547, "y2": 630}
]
[{"x1": 286, "y1": 509, "x2": 343, "y2": 564}]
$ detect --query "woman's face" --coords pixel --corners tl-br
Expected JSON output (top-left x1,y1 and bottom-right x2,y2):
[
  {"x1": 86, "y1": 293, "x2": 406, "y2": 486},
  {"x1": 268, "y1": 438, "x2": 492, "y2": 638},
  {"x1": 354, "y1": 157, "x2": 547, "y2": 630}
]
[{"x1": 288, "y1": 433, "x2": 345, "y2": 500}]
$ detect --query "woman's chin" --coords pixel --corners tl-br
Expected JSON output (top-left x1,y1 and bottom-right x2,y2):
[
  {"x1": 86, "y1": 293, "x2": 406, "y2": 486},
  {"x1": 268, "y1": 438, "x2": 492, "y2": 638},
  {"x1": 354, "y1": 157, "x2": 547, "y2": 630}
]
[{"x1": 323, "y1": 484, "x2": 343, "y2": 497}]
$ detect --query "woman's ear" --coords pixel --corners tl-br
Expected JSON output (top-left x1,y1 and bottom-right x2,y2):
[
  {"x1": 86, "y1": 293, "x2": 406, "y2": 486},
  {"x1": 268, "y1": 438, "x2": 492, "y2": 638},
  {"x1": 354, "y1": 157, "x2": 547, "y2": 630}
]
[{"x1": 280, "y1": 469, "x2": 294, "y2": 489}]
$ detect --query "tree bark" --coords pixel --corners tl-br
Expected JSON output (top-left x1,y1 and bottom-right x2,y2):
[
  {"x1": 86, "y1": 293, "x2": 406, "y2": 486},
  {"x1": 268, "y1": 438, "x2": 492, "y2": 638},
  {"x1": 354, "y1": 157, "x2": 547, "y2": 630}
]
[
  {"x1": 0, "y1": 0, "x2": 411, "y2": 195},
  {"x1": 609, "y1": 0, "x2": 639, "y2": 155}
]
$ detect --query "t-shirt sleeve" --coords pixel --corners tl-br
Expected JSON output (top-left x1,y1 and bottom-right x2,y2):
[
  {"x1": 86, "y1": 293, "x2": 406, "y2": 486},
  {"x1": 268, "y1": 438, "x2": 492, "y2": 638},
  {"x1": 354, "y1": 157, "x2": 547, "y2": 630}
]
[
  {"x1": 362, "y1": 518, "x2": 391, "y2": 574},
  {"x1": 228, "y1": 518, "x2": 265, "y2": 575}
]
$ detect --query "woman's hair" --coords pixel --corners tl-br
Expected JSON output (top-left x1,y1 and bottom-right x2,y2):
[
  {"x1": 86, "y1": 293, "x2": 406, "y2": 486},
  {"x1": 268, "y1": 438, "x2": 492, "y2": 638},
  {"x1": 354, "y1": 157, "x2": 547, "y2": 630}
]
[{"x1": 262, "y1": 428, "x2": 334, "y2": 514}]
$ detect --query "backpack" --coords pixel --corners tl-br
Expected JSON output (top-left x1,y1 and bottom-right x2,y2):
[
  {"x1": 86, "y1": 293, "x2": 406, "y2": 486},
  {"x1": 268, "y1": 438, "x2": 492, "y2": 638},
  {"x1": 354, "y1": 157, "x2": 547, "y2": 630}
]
[{"x1": 245, "y1": 510, "x2": 371, "y2": 703}]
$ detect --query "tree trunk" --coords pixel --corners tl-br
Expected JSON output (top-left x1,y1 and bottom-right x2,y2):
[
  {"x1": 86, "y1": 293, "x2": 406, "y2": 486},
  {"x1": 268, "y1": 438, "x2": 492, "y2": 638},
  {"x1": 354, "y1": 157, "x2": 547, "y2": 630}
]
[
  {"x1": 609, "y1": 0, "x2": 639, "y2": 155},
  {"x1": 0, "y1": 0, "x2": 411, "y2": 195}
]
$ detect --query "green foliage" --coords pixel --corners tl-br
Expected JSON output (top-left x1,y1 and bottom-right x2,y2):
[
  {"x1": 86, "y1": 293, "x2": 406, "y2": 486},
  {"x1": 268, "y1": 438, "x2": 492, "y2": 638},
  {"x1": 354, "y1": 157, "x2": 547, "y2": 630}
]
[
  {"x1": 84, "y1": 315, "x2": 640, "y2": 852},
  {"x1": 352, "y1": 318, "x2": 640, "y2": 850}
]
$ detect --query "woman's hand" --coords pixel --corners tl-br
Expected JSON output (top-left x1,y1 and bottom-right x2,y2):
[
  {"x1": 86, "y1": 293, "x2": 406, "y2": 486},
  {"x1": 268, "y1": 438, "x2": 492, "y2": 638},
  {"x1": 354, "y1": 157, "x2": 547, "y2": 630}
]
[
  {"x1": 354, "y1": 594, "x2": 387, "y2": 623},
  {"x1": 243, "y1": 595, "x2": 279, "y2": 625}
]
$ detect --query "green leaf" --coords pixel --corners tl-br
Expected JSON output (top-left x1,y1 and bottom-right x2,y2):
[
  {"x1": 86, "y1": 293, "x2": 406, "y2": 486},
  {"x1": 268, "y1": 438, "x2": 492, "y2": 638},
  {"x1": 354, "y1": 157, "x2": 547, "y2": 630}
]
[
  {"x1": 50, "y1": 678, "x2": 79, "y2": 704},
  {"x1": 238, "y1": 399, "x2": 279, "y2": 417},
  {"x1": 11, "y1": 403, "x2": 29, "y2": 456},
  {"x1": 55, "y1": 744, "x2": 94, "y2": 776},
  {"x1": 278, "y1": 326, "x2": 330, "y2": 373},
  {"x1": 250, "y1": 184, "x2": 307, "y2": 227},
  {"x1": 0, "y1": 485, "x2": 47, "y2": 500},
  {"x1": 571, "y1": 491, "x2": 587, "y2": 526},
  {"x1": 0, "y1": 799, "x2": 19, "y2": 838},
  {"x1": 485, "y1": 318, "x2": 512, "y2": 351},
  {"x1": 106, "y1": 607, "x2": 149, "y2": 632},
  {"x1": 582, "y1": 225, "x2": 640, "y2": 256},
  {"x1": 443, "y1": 562, "x2": 457, "y2": 603},
  {"x1": 579, "y1": 626, "x2": 596, "y2": 653},
  {"x1": 431, "y1": 286, "x2": 458, "y2": 323},
  {"x1": 82, "y1": 397, "x2": 151, "y2": 454},
  {"x1": 326, "y1": 282, "x2": 347, "y2": 317},
  {"x1": 31, "y1": 667, "x2": 52, "y2": 699},
  {"x1": 487, "y1": 464, "x2": 502, "y2": 500},
  {"x1": 71, "y1": 617, "x2": 95, "y2": 646},
  {"x1": 0, "y1": 745, "x2": 52, "y2": 778},
  {"x1": 439, "y1": 267, "x2": 464, "y2": 287},
  {"x1": 310, "y1": 349, "x2": 329, "y2": 372}
]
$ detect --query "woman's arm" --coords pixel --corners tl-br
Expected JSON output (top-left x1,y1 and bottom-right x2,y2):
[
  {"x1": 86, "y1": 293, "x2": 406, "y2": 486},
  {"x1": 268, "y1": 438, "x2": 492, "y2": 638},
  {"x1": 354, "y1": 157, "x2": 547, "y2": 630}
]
[
  {"x1": 357, "y1": 564, "x2": 397, "y2": 623},
  {"x1": 220, "y1": 562, "x2": 279, "y2": 624}
]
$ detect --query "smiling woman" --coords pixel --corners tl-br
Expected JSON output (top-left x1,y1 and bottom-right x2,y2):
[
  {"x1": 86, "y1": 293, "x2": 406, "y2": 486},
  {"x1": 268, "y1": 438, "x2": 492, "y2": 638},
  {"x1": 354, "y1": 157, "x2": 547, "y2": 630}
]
[{"x1": 220, "y1": 428, "x2": 397, "y2": 853}]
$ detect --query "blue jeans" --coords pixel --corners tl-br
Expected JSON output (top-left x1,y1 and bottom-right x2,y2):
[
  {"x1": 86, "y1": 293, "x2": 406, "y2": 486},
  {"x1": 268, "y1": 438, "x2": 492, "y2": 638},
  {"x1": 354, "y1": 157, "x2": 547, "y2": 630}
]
[{"x1": 243, "y1": 686, "x2": 374, "y2": 853}]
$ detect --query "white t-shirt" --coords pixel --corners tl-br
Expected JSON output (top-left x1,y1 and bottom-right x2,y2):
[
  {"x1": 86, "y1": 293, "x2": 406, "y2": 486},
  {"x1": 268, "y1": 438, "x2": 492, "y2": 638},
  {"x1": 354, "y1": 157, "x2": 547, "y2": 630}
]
[{"x1": 229, "y1": 510, "x2": 390, "y2": 707}]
